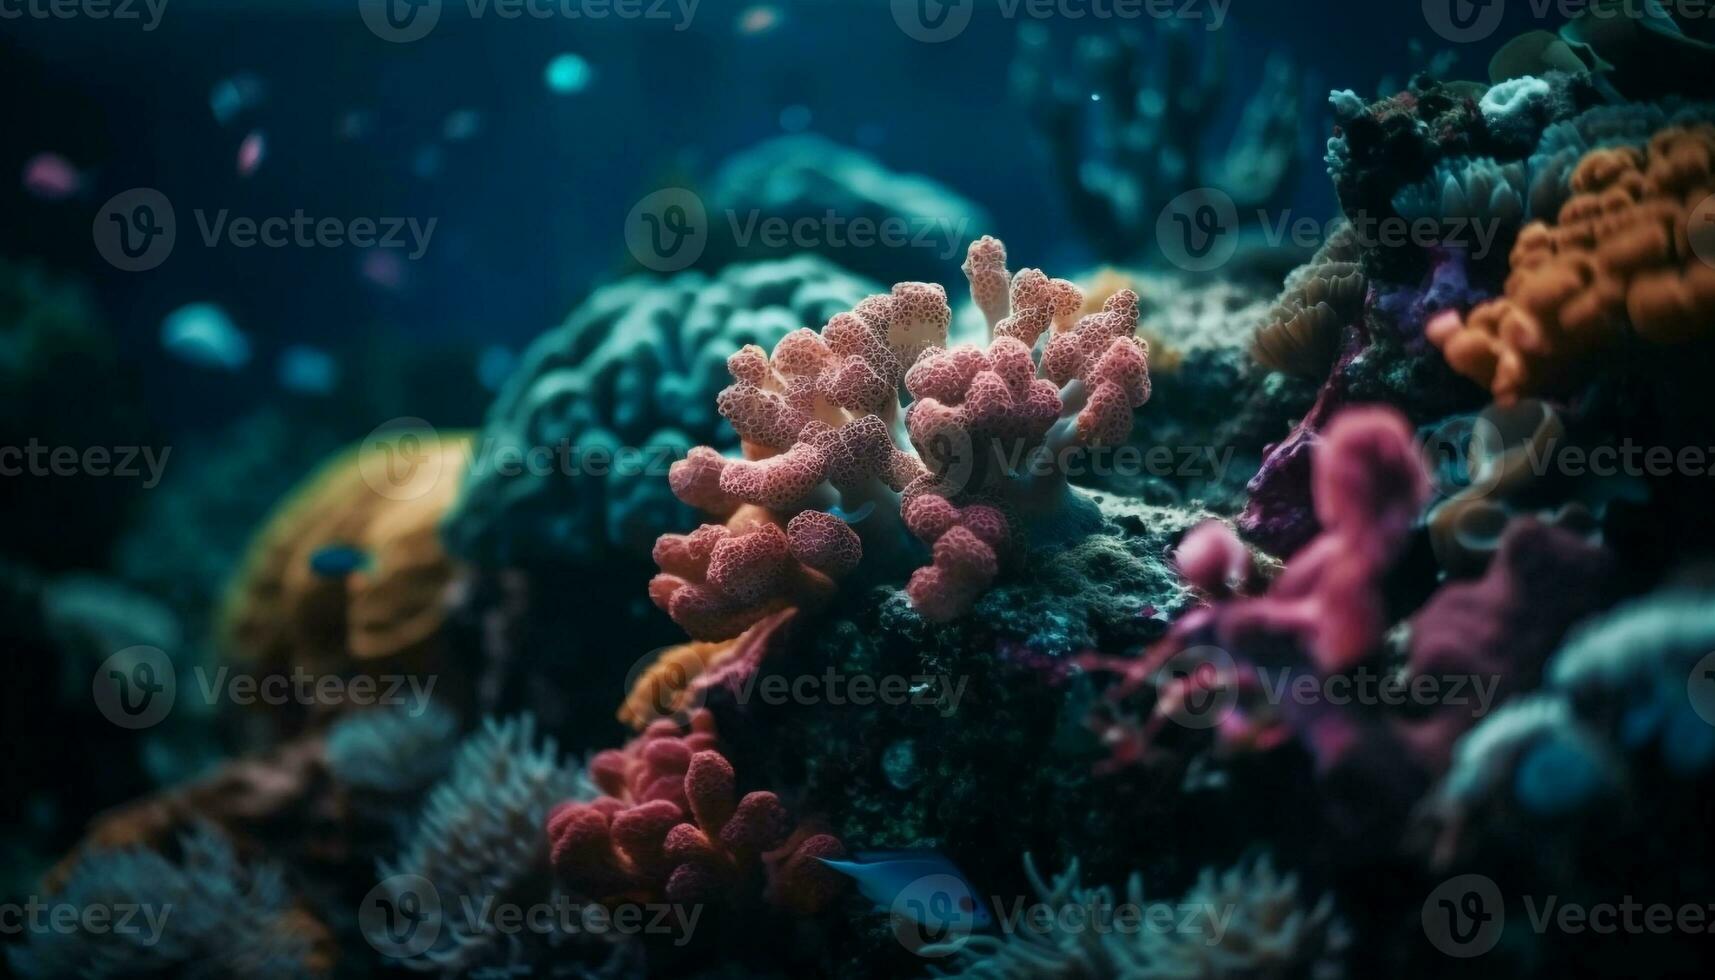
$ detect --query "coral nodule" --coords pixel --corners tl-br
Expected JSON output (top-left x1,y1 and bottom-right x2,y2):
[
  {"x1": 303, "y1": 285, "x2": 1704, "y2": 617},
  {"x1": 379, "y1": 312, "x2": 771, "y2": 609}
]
[{"x1": 649, "y1": 235, "x2": 1153, "y2": 640}]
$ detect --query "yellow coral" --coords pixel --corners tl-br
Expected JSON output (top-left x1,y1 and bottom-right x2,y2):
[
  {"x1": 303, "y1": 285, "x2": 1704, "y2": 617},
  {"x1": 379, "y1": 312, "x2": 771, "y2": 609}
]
[
  {"x1": 1429, "y1": 125, "x2": 1715, "y2": 403},
  {"x1": 219, "y1": 431, "x2": 473, "y2": 683}
]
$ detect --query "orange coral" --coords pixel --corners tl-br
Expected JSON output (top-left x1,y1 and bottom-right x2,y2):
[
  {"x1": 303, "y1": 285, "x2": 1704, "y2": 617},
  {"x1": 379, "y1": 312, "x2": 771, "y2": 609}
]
[
  {"x1": 1429, "y1": 125, "x2": 1715, "y2": 403},
  {"x1": 219, "y1": 431, "x2": 472, "y2": 698},
  {"x1": 618, "y1": 639, "x2": 733, "y2": 730}
]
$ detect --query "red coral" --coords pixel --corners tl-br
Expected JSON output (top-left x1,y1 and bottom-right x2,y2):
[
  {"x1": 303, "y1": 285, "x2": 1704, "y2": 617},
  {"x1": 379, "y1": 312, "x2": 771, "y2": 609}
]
[{"x1": 547, "y1": 709, "x2": 845, "y2": 913}]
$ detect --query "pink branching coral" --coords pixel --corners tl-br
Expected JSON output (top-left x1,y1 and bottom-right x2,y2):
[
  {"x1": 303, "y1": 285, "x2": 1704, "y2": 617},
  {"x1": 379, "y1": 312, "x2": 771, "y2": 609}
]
[
  {"x1": 546, "y1": 709, "x2": 846, "y2": 914},
  {"x1": 653, "y1": 236, "x2": 1152, "y2": 638}
]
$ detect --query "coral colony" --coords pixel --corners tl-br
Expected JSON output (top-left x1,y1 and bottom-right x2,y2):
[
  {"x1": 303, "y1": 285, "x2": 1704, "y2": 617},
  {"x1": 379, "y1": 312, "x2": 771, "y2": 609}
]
[{"x1": 9, "y1": 6, "x2": 1715, "y2": 980}]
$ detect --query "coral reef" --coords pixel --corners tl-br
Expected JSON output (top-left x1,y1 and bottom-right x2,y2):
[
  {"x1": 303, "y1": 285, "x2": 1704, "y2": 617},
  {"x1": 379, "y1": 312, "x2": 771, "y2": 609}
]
[
  {"x1": 652, "y1": 236, "x2": 1154, "y2": 639},
  {"x1": 1250, "y1": 222, "x2": 1367, "y2": 379},
  {"x1": 1428, "y1": 124, "x2": 1715, "y2": 403},
  {"x1": 325, "y1": 701, "x2": 463, "y2": 800},
  {"x1": 10, "y1": 825, "x2": 332, "y2": 979},
  {"x1": 445, "y1": 257, "x2": 878, "y2": 571}
]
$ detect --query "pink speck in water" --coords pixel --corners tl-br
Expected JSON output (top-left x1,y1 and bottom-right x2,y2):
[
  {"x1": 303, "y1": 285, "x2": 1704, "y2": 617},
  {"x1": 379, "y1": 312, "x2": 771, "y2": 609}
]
[
  {"x1": 22, "y1": 153, "x2": 81, "y2": 200},
  {"x1": 237, "y1": 131, "x2": 266, "y2": 177},
  {"x1": 361, "y1": 249, "x2": 406, "y2": 291}
]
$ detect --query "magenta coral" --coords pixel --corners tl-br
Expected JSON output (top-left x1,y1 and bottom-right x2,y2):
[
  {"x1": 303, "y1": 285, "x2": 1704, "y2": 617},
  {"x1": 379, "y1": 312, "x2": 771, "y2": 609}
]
[
  {"x1": 546, "y1": 709, "x2": 845, "y2": 913},
  {"x1": 654, "y1": 236, "x2": 1152, "y2": 636}
]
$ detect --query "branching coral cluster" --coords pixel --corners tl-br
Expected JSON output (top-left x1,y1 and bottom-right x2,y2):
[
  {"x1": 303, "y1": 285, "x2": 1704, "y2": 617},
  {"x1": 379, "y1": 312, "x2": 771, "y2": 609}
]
[
  {"x1": 546, "y1": 709, "x2": 845, "y2": 914},
  {"x1": 651, "y1": 236, "x2": 1153, "y2": 640}
]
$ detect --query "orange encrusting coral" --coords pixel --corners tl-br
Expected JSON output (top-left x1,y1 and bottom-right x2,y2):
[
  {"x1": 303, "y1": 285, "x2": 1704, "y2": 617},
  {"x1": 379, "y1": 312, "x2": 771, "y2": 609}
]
[{"x1": 1428, "y1": 125, "x2": 1715, "y2": 404}]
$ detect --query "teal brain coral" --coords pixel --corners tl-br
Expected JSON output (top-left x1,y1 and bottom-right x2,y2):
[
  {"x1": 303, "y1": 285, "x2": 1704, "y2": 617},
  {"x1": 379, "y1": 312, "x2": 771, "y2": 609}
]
[{"x1": 444, "y1": 256, "x2": 878, "y2": 569}]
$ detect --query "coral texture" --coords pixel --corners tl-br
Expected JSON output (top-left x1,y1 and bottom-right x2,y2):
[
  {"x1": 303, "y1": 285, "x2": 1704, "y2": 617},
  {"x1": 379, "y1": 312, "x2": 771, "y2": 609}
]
[
  {"x1": 1250, "y1": 221, "x2": 1367, "y2": 378},
  {"x1": 371, "y1": 715, "x2": 588, "y2": 974},
  {"x1": 1428, "y1": 125, "x2": 1715, "y2": 403},
  {"x1": 220, "y1": 433, "x2": 471, "y2": 687},
  {"x1": 652, "y1": 236, "x2": 1153, "y2": 638},
  {"x1": 547, "y1": 708, "x2": 845, "y2": 913},
  {"x1": 11, "y1": 825, "x2": 331, "y2": 979},
  {"x1": 446, "y1": 257, "x2": 877, "y2": 570},
  {"x1": 926, "y1": 854, "x2": 1347, "y2": 978}
]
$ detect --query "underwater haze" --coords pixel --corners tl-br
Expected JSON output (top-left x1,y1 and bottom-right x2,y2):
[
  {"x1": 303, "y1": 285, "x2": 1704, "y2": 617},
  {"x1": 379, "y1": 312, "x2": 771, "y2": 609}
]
[{"x1": 4, "y1": 0, "x2": 1715, "y2": 977}]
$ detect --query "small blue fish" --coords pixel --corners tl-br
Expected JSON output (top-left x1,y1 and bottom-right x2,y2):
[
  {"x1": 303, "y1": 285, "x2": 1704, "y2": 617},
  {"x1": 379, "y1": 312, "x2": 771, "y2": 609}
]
[
  {"x1": 818, "y1": 850, "x2": 992, "y2": 930},
  {"x1": 309, "y1": 545, "x2": 372, "y2": 579}
]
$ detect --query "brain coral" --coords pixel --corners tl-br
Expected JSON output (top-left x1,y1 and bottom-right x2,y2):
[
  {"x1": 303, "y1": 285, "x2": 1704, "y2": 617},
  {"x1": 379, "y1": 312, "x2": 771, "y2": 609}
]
[
  {"x1": 444, "y1": 257, "x2": 877, "y2": 570},
  {"x1": 1428, "y1": 124, "x2": 1715, "y2": 403},
  {"x1": 219, "y1": 431, "x2": 472, "y2": 701}
]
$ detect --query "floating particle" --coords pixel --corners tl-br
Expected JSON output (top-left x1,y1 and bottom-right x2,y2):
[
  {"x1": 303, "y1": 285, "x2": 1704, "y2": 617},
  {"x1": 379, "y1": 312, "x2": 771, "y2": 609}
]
[
  {"x1": 210, "y1": 73, "x2": 265, "y2": 125},
  {"x1": 338, "y1": 110, "x2": 373, "y2": 141},
  {"x1": 882, "y1": 740, "x2": 918, "y2": 790},
  {"x1": 778, "y1": 104, "x2": 811, "y2": 133},
  {"x1": 413, "y1": 145, "x2": 443, "y2": 179},
  {"x1": 362, "y1": 249, "x2": 406, "y2": 291},
  {"x1": 237, "y1": 131, "x2": 266, "y2": 177},
  {"x1": 476, "y1": 345, "x2": 516, "y2": 392},
  {"x1": 21, "y1": 153, "x2": 81, "y2": 200},
  {"x1": 544, "y1": 53, "x2": 592, "y2": 94},
  {"x1": 736, "y1": 5, "x2": 779, "y2": 34},
  {"x1": 442, "y1": 109, "x2": 481, "y2": 142},
  {"x1": 161, "y1": 303, "x2": 250, "y2": 371},
  {"x1": 277, "y1": 344, "x2": 338, "y2": 395}
]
